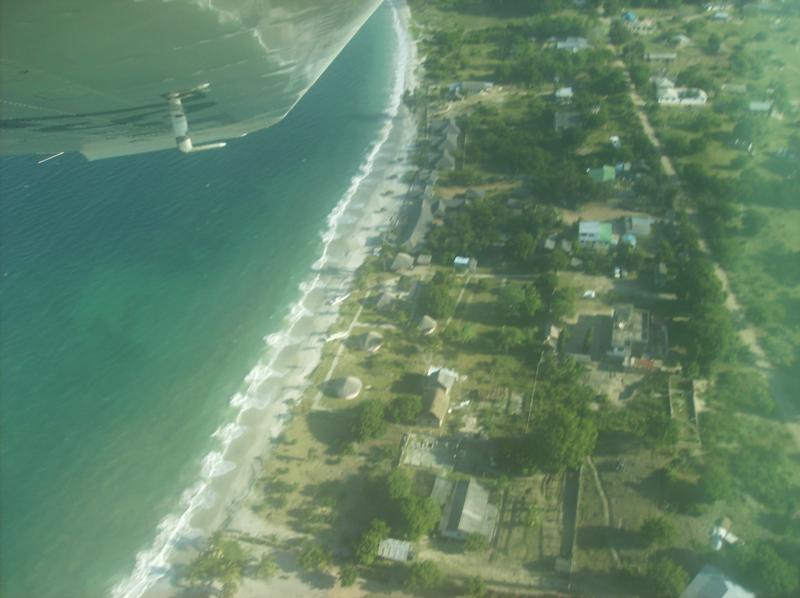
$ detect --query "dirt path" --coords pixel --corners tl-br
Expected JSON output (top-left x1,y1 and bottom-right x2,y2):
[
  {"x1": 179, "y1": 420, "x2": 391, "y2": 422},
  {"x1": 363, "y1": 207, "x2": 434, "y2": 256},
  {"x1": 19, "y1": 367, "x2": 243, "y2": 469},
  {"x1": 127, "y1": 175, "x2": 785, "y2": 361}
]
[
  {"x1": 586, "y1": 456, "x2": 621, "y2": 567},
  {"x1": 618, "y1": 60, "x2": 800, "y2": 448}
]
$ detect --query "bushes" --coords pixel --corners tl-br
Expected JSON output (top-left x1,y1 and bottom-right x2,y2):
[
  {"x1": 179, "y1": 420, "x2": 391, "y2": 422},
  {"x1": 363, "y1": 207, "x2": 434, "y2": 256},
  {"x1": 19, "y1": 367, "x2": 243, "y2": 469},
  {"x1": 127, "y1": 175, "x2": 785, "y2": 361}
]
[
  {"x1": 186, "y1": 533, "x2": 250, "y2": 595},
  {"x1": 385, "y1": 470, "x2": 441, "y2": 540},
  {"x1": 530, "y1": 404, "x2": 598, "y2": 472},
  {"x1": 354, "y1": 519, "x2": 390, "y2": 565},
  {"x1": 464, "y1": 532, "x2": 489, "y2": 552},
  {"x1": 729, "y1": 543, "x2": 799, "y2": 597},
  {"x1": 339, "y1": 564, "x2": 358, "y2": 587},
  {"x1": 640, "y1": 516, "x2": 675, "y2": 548},
  {"x1": 297, "y1": 541, "x2": 333, "y2": 572},
  {"x1": 710, "y1": 371, "x2": 776, "y2": 417},
  {"x1": 418, "y1": 272, "x2": 456, "y2": 319},
  {"x1": 405, "y1": 561, "x2": 443, "y2": 594},
  {"x1": 387, "y1": 395, "x2": 423, "y2": 425},
  {"x1": 645, "y1": 557, "x2": 689, "y2": 598},
  {"x1": 353, "y1": 401, "x2": 387, "y2": 442}
]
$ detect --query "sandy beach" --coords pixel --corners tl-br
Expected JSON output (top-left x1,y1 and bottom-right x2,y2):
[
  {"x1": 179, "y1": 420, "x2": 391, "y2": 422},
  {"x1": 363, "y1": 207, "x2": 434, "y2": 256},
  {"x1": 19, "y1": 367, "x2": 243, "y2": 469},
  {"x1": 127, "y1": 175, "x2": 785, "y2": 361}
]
[{"x1": 131, "y1": 3, "x2": 420, "y2": 597}]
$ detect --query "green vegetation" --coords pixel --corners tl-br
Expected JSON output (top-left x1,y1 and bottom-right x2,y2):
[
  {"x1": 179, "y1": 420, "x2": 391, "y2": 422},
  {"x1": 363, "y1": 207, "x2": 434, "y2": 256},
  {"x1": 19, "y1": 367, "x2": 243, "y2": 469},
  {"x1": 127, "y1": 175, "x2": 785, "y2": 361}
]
[
  {"x1": 386, "y1": 395, "x2": 424, "y2": 425},
  {"x1": 531, "y1": 402, "x2": 598, "y2": 471},
  {"x1": 419, "y1": 271, "x2": 457, "y2": 318},
  {"x1": 354, "y1": 519, "x2": 390, "y2": 566},
  {"x1": 247, "y1": 2, "x2": 800, "y2": 596},
  {"x1": 726, "y1": 542, "x2": 799, "y2": 597},
  {"x1": 353, "y1": 400, "x2": 387, "y2": 442},
  {"x1": 185, "y1": 533, "x2": 250, "y2": 597},
  {"x1": 385, "y1": 470, "x2": 441, "y2": 540},
  {"x1": 639, "y1": 516, "x2": 675, "y2": 548},
  {"x1": 463, "y1": 532, "x2": 489, "y2": 552},
  {"x1": 645, "y1": 557, "x2": 689, "y2": 598},
  {"x1": 339, "y1": 563, "x2": 358, "y2": 587},
  {"x1": 464, "y1": 574, "x2": 488, "y2": 598},
  {"x1": 405, "y1": 560, "x2": 444, "y2": 594},
  {"x1": 255, "y1": 554, "x2": 278, "y2": 580},
  {"x1": 297, "y1": 541, "x2": 333, "y2": 573}
]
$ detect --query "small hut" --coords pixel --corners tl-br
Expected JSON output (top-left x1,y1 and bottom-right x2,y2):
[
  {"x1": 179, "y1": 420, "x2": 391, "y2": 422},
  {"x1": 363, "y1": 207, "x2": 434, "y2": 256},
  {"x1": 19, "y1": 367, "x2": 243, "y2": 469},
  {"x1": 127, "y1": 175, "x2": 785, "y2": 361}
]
[
  {"x1": 419, "y1": 315, "x2": 437, "y2": 336},
  {"x1": 330, "y1": 376, "x2": 363, "y2": 400},
  {"x1": 391, "y1": 252, "x2": 414, "y2": 271},
  {"x1": 361, "y1": 331, "x2": 384, "y2": 353}
]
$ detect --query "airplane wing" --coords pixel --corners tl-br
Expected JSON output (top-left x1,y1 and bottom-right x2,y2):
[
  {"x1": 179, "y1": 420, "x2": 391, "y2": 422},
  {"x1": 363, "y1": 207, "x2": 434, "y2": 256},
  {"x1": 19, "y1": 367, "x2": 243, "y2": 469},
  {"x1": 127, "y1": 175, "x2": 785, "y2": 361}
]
[{"x1": 0, "y1": 0, "x2": 381, "y2": 160}]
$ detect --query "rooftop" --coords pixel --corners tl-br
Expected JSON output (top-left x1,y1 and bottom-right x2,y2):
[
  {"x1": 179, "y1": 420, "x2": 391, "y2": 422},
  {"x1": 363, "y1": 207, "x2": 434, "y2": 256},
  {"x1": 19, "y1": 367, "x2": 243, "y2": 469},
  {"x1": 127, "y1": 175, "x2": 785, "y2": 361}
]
[
  {"x1": 441, "y1": 478, "x2": 499, "y2": 539},
  {"x1": 377, "y1": 538, "x2": 412, "y2": 562},
  {"x1": 680, "y1": 565, "x2": 754, "y2": 598}
]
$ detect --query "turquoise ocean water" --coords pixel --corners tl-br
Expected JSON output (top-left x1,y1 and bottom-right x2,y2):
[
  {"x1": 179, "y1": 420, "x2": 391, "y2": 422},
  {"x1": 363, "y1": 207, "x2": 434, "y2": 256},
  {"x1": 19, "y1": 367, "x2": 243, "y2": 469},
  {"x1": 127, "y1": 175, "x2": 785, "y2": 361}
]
[{"x1": 0, "y1": 6, "x2": 396, "y2": 597}]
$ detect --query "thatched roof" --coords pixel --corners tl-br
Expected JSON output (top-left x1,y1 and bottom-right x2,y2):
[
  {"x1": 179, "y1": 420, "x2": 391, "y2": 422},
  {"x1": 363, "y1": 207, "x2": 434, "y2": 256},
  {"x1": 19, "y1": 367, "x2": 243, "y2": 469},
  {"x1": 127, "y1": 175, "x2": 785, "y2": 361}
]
[
  {"x1": 361, "y1": 331, "x2": 383, "y2": 353},
  {"x1": 330, "y1": 376, "x2": 362, "y2": 400},
  {"x1": 419, "y1": 315, "x2": 437, "y2": 335},
  {"x1": 391, "y1": 252, "x2": 414, "y2": 271},
  {"x1": 425, "y1": 386, "x2": 450, "y2": 426}
]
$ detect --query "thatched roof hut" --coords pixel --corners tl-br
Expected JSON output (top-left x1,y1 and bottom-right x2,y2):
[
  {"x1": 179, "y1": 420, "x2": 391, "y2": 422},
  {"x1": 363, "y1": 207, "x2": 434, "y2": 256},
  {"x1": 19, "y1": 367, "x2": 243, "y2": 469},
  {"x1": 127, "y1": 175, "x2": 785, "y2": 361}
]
[
  {"x1": 330, "y1": 376, "x2": 362, "y2": 400},
  {"x1": 419, "y1": 315, "x2": 437, "y2": 336}
]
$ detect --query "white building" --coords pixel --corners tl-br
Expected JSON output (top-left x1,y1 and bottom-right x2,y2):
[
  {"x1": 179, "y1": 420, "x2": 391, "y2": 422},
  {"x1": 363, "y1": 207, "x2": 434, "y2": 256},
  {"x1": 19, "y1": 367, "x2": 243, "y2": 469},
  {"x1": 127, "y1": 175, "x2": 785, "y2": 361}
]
[
  {"x1": 657, "y1": 85, "x2": 708, "y2": 106},
  {"x1": 556, "y1": 37, "x2": 589, "y2": 52},
  {"x1": 555, "y1": 86, "x2": 574, "y2": 102},
  {"x1": 680, "y1": 565, "x2": 754, "y2": 598}
]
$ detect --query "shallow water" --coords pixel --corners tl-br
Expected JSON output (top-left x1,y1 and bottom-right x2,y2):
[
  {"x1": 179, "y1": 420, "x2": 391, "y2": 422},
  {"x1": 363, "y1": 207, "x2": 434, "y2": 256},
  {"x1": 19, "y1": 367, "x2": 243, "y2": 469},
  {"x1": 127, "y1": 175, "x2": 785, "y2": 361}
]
[{"x1": 0, "y1": 6, "x2": 396, "y2": 597}]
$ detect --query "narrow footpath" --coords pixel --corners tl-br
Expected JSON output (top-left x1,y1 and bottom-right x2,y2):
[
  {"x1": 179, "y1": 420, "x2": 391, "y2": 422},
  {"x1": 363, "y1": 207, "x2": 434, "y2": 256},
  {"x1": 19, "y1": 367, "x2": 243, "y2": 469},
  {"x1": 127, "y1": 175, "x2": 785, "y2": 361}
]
[{"x1": 617, "y1": 59, "x2": 800, "y2": 448}]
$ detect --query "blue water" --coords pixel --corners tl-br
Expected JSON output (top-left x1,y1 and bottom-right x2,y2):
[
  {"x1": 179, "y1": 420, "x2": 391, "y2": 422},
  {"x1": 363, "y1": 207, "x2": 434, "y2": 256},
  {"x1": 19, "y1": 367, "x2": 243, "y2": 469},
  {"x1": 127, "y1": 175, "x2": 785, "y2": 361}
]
[{"x1": 0, "y1": 6, "x2": 396, "y2": 597}]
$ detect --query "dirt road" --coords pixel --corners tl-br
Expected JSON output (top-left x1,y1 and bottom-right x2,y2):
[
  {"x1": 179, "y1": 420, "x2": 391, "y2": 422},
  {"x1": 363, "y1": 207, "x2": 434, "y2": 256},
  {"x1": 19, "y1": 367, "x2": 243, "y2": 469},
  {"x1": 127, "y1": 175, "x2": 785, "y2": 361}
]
[{"x1": 618, "y1": 60, "x2": 800, "y2": 447}]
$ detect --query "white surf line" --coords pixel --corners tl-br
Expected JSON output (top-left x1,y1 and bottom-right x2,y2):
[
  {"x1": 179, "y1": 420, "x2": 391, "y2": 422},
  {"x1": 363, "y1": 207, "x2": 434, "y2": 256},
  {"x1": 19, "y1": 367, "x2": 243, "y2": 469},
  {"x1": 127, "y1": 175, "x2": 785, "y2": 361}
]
[
  {"x1": 37, "y1": 151, "x2": 64, "y2": 164},
  {"x1": 111, "y1": 4, "x2": 409, "y2": 597}
]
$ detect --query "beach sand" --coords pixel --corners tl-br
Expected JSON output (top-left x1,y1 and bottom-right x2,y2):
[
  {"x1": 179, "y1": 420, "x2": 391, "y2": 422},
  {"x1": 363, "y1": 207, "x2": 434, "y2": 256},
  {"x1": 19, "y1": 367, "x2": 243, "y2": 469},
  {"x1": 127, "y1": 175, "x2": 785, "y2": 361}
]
[{"x1": 136, "y1": 3, "x2": 419, "y2": 597}]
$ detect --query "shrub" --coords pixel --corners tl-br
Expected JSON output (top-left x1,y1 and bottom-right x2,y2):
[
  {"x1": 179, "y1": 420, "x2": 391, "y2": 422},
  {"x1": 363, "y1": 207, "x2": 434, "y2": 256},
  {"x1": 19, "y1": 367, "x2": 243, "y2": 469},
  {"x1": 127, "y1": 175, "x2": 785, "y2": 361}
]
[
  {"x1": 464, "y1": 532, "x2": 489, "y2": 552},
  {"x1": 387, "y1": 395, "x2": 423, "y2": 425},
  {"x1": 297, "y1": 542, "x2": 332, "y2": 572},
  {"x1": 405, "y1": 561, "x2": 443, "y2": 593},
  {"x1": 339, "y1": 564, "x2": 358, "y2": 587},
  {"x1": 353, "y1": 401, "x2": 387, "y2": 442},
  {"x1": 640, "y1": 516, "x2": 675, "y2": 547}
]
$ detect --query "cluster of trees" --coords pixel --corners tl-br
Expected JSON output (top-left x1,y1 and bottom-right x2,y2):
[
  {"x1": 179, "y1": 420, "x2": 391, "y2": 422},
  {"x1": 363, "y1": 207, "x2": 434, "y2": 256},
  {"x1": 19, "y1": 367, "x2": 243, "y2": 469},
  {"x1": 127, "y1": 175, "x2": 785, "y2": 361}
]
[
  {"x1": 724, "y1": 542, "x2": 800, "y2": 597},
  {"x1": 383, "y1": 469, "x2": 441, "y2": 540},
  {"x1": 460, "y1": 102, "x2": 611, "y2": 208},
  {"x1": 352, "y1": 400, "x2": 388, "y2": 442},
  {"x1": 639, "y1": 515, "x2": 676, "y2": 547},
  {"x1": 350, "y1": 396, "x2": 424, "y2": 446},
  {"x1": 530, "y1": 402, "x2": 598, "y2": 470},
  {"x1": 433, "y1": 0, "x2": 574, "y2": 16},
  {"x1": 654, "y1": 213, "x2": 735, "y2": 375},
  {"x1": 186, "y1": 533, "x2": 278, "y2": 597},
  {"x1": 419, "y1": 271, "x2": 457, "y2": 319},
  {"x1": 499, "y1": 356, "x2": 597, "y2": 472},
  {"x1": 297, "y1": 541, "x2": 333, "y2": 573},
  {"x1": 709, "y1": 370, "x2": 775, "y2": 417},
  {"x1": 427, "y1": 202, "x2": 500, "y2": 263}
]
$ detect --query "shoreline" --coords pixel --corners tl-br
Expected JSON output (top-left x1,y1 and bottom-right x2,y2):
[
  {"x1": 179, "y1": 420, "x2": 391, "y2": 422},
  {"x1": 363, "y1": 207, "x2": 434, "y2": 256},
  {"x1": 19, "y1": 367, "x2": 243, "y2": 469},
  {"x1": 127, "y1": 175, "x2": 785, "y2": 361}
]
[{"x1": 122, "y1": 3, "x2": 420, "y2": 597}]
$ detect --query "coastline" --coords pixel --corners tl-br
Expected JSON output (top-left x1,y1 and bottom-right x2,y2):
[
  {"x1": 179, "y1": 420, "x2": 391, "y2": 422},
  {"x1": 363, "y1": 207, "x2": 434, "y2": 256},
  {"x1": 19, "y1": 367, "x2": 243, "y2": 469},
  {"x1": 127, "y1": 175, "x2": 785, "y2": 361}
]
[{"x1": 124, "y1": 3, "x2": 420, "y2": 597}]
